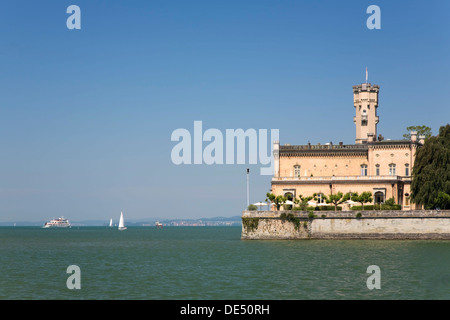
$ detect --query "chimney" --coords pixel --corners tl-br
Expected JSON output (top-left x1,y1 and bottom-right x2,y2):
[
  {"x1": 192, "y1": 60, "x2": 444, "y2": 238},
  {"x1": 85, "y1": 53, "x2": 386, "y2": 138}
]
[{"x1": 410, "y1": 131, "x2": 417, "y2": 143}]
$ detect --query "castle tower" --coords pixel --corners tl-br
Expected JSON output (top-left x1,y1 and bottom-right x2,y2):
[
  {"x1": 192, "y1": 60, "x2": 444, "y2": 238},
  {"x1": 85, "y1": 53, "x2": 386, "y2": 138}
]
[{"x1": 353, "y1": 81, "x2": 379, "y2": 144}]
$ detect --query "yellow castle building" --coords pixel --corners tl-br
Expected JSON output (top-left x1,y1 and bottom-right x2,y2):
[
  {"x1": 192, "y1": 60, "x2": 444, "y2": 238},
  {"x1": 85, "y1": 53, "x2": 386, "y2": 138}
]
[{"x1": 271, "y1": 81, "x2": 424, "y2": 210}]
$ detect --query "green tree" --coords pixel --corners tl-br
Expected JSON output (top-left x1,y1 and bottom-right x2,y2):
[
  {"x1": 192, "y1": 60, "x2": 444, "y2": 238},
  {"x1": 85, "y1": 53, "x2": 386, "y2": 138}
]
[
  {"x1": 411, "y1": 124, "x2": 450, "y2": 209},
  {"x1": 351, "y1": 192, "x2": 373, "y2": 210},
  {"x1": 247, "y1": 204, "x2": 258, "y2": 211},
  {"x1": 295, "y1": 194, "x2": 313, "y2": 211},
  {"x1": 434, "y1": 192, "x2": 450, "y2": 210},
  {"x1": 265, "y1": 193, "x2": 286, "y2": 211},
  {"x1": 325, "y1": 192, "x2": 351, "y2": 211},
  {"x1": 403, "y1": 125, "x2": 432, "y2": 140}
]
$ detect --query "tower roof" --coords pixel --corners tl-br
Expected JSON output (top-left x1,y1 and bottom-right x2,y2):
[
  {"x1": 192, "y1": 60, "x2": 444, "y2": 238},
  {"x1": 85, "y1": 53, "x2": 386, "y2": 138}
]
[{"x1": 353, "y1": 83, "x2": 379, "y2": 93}]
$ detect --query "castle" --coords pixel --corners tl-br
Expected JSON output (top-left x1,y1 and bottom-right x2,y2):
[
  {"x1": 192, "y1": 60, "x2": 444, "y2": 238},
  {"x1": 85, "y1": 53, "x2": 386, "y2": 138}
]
[{"x1": 271, "y1": 81, "x2": 424, "y2": 210}]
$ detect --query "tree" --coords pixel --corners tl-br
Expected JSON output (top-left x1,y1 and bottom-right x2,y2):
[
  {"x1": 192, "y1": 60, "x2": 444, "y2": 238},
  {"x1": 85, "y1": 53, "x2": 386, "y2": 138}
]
[
  {"x1": 325, "y1": 192, "x2": 351, "y2": 211},
  {"x1": 403, "y1": 125, "x2": 432, "y2": 140},
  {"x1": 295, "y1": 194, "x2": 313, "y2": 211},
  {"x1": 434, "y1": 192, "x2": 450, "y2": 210},
  {"x1": 351, "y1": 192, "x2": 373, "y2": 210},
  {"x1": 265, "y1": 193, "x2": 286, "y2": 211},
  {"x1": 411, "y1": 124, "x2": 450, "y2": 209}
]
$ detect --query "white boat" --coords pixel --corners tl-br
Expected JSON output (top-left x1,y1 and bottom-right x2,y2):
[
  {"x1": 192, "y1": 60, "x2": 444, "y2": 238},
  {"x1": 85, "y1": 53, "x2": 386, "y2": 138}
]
[
  {"x1": 118, "y1": 212, "x2": 127, "y2": 231},
  {"x1": 109, "y1": 218, "x2": 113, "y2": 227},
  {"x1": 43, "y1": 216, "x2": 71, "y2": 228},
  {"x1": 155, "y1": 221, "x2": 163, "y2": 228}
]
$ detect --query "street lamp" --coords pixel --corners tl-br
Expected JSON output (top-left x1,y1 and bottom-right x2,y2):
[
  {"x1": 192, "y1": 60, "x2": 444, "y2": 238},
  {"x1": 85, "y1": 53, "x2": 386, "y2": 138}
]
[{"x1": 246, "y1": 168, "x2": 250, "y2": 208}]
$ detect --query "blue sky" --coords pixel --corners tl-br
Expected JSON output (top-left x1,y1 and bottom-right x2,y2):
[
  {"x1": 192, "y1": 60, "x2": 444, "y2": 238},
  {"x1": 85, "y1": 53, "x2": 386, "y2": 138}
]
[{"x1": 0, "y1": 0, "x2": 449, "y2": 222}]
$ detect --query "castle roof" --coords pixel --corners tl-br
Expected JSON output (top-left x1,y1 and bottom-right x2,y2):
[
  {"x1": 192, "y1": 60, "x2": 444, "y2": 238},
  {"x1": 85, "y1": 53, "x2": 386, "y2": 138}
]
[{"x1": 279, "y1": 140, "x2": 421, "y2": 157}]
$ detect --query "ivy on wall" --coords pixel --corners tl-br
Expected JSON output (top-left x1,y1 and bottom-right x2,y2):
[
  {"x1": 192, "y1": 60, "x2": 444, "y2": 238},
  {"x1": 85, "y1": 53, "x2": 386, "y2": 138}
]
[{"x1": 242, "y1": 217, "x2": 260, "y2": 232}]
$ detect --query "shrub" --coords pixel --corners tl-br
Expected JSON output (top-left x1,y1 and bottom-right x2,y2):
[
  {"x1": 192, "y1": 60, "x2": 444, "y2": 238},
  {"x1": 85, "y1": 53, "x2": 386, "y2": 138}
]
[
  {"x1": 380, "y1": 203, "x2": 402, "y2": 210},
  {"x1": 314, "y1": 206, "x2": 342, "y2": 211},
  {"x1": 351, "y1": 204, "x2": 401, "y2": 211},
  {"x1": 351, "y1": 205, "x2": 374, "y2": 211},
  {"x1": 247, "y1": 204, "x2": 258, "y2": 211},
  {"x1": 242, "y1": 217, "x2": 259, "y2": 232}
]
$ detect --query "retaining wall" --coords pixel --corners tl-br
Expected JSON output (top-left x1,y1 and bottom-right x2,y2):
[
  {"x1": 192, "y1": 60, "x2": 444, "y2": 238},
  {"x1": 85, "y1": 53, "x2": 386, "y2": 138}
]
[{"x1": 241, "y1": 210, "x2": 450, "y2": 240}]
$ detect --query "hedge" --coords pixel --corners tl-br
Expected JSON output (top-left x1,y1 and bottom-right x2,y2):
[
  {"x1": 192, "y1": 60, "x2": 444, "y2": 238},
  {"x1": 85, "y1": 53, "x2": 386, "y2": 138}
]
[
  {"x1": 292, "y1": 206, "x2": 342, "y2": 211},
  {"x1": 351, "y1": 204, "x2": 402, "y2": 211}
]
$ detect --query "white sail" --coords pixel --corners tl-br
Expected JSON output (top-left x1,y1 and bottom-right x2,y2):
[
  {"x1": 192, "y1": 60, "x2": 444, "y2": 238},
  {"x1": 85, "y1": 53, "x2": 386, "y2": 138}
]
[
  {"x1": 118, "y1": 211, "x2": 127, "y2": 230},
  {"x1": 109, "y1": 218, "x2": 113, "y2": 227}
]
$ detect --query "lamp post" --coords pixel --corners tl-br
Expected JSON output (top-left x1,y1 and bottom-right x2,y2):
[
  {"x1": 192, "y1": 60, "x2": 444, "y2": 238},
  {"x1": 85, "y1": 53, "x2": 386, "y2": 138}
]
[{"x1": 246, "y1": 168, "x2": 250, "y2": 209}]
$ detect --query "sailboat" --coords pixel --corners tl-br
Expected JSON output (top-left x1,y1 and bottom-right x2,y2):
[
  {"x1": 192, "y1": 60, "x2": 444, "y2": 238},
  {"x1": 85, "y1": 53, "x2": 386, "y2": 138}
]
[
  {"x1": 118, "y1": 211, "x2": 127, "y2": 231},
  {"x1": 109, "y1": 218, "x2": 113, "y2": 228}
]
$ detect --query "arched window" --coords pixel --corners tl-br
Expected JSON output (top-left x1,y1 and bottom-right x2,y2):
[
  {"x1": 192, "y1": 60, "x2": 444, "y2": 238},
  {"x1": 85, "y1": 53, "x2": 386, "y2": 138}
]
[
  {"x1": 405, "y1": 164, "x2": 409, "y2": 176},
  {"x1": 389, "y1": 164, "x2": 396, "y2": 176},
  {"x1": 284, "y1": 192, "x2": 294, "y2": 201},
  {"x1": 375, "y1": 164, "x2": 380, "y2": 176},
  {"x1": 361, "y1": 110, "x2": 368, "y2": 126},
  {"x1": 294, "y1": 165, "x2": 301, "y2": 177},
  {"x1": 374, "y1": 191, "x2": 385, "y2": 204},
  {"x1": 361, "y1": 164, "x2": 368, "y2": 176}
]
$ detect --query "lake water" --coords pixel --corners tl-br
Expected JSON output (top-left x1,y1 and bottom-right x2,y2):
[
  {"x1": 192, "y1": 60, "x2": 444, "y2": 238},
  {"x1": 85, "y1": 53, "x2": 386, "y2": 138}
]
[{"x1": 0, "y1": 226, "x2": 448, "y2": 300}]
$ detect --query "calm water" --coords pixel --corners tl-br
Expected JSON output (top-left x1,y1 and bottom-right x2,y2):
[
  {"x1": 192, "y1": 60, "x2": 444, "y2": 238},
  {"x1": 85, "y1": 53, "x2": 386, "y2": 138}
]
[{"x1": 0, "y1": 226, "x2": 448, "y2": 300}]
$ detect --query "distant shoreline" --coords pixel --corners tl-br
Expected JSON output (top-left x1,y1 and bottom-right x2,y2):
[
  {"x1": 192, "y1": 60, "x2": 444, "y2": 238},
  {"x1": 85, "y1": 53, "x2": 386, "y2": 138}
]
[{"x1": 0, "y1": 216, "x2": 242, "y2": 227}]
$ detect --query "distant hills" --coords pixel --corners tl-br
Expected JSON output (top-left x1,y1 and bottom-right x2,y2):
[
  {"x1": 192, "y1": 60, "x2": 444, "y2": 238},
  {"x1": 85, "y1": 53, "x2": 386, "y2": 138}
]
[{"x1": 0, "y1": 216, "x2": 242, "y2": 227}]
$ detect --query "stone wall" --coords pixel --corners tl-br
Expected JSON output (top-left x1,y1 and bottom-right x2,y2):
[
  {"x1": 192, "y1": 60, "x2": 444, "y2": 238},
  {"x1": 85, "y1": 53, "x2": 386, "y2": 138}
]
[{"x1": 241, "y1": 210, "x2": 450, "y2": 240}]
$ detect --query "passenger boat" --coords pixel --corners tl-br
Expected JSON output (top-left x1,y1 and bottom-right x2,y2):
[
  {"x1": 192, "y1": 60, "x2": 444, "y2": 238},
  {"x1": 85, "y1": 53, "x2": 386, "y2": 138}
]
[{"x1": 43, "y1": 216, "x2": 71, "y2": 228}]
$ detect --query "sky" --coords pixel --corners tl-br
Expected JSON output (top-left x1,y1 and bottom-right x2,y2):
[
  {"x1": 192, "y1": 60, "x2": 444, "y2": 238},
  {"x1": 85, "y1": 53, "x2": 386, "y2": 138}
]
[{"x1": 0, "y1": 0, "x2": 449, "y2": 222}]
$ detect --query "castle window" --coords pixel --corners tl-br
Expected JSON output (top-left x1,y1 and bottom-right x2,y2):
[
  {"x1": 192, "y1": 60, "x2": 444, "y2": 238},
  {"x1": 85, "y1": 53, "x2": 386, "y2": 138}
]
[
  {"x1": 361, "y1": 164, "x2": 368, "y2": 176},
  {"x1": 374, "y1": 191, "x2": 385, "y2": 204},
  {"x1": 375, "y1": 164, "x2": 380, "y2": 176},
  {"x1": 294, "y1": 165, "x2": 301, "y2": 177},
  {"x1": 405, "y1": 164, "x2": 409, "y2": 176},
  {"x1": 389, "y1": 164, "x2": 396, "y2": 176},
  {"x1": 316, "y1": 193, "x2": 325, "y2": 204}
]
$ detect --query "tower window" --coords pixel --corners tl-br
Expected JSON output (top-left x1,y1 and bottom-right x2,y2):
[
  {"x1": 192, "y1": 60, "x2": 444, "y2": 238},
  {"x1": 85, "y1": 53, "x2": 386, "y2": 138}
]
[
  {"x1": 361, "y1": 164, "x2": 368, "y2": 176},
  {"x1": 405, "y1": 164, "x2": 409, "y2": 176},
  {"x1": 375, "y1": 164, "x2": 380, "y2": 176},
  {"x1": 361, "y1": 110, "x2": 368, "y2": 126}
]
